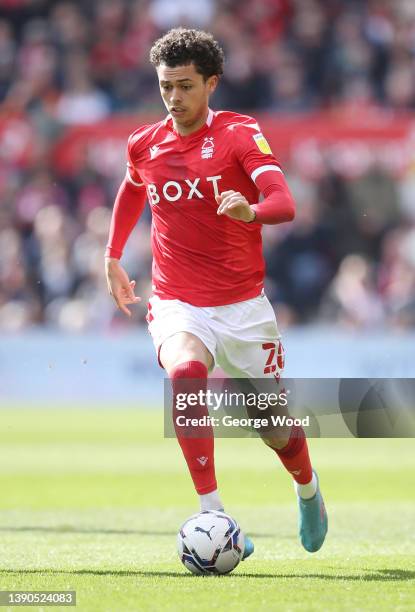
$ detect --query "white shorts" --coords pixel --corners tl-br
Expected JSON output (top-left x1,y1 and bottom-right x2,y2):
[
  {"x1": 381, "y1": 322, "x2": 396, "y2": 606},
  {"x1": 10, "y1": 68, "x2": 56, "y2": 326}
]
[{"x1": 147, "y1": 293, "x2": 285, "y2": 378}]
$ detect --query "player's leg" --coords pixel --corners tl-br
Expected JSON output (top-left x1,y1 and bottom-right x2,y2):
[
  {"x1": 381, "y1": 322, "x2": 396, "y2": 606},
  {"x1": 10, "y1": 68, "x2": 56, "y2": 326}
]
[
  {"x1": 147, "y1": 296, "x2": 224, "y2": 512},
  {"x1": 160, "y1": 330, "x2": 224, "y2": 511},
  {"x1": 256, "y1": 343, "x2": 327, "y2": 552},
  {"x1": 161, "y1": 331, "x2": 254, "y2": 560},
  {"x1": 262, "y1": 424, "x2": 327, "y2": 552},
  {"x1": 213, "y1": 294, "x2": 328, "y2": 552}
]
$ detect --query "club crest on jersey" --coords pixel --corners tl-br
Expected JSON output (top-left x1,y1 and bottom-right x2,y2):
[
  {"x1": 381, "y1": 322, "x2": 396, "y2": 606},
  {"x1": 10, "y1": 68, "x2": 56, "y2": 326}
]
[
  {"x1": 201, "y1": 137, "x2": 214, "y2": 159},
  {"x1": 253, "y1": 133, "x2": 272, "y2": 154}
]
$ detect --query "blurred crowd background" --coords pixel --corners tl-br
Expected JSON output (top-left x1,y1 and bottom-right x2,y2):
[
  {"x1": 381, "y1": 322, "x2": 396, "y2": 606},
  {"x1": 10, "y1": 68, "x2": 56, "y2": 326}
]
[{"x1": 1, "y1": 0, "x2": 415, "y2": 332}]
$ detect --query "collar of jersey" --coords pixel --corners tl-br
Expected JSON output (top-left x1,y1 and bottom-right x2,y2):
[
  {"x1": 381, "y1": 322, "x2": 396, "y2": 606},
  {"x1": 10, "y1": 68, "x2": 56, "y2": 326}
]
[{"x1": 164, "y1": 107, "x2": 215, "y2": 138}]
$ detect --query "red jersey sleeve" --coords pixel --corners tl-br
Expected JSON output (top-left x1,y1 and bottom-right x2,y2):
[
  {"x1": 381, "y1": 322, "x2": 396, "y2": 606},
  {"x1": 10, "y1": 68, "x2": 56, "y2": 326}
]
[
  {"x1": 232, "y1": 116, "x2": 296, "y2": 225},
  {"x1": 232, "y1": 116, "x2": 283, "y2": 185},
  {"x1": 125, "y1": 131, "x2": 145, "y2": 187},
  {"x1": 105, "y1": 131, "x2": 149, "y2": 259}
]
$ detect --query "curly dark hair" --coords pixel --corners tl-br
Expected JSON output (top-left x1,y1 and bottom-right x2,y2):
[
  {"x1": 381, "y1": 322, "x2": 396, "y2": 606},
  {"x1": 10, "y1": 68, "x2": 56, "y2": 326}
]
[{"x1": 149, "y1": 28, "x2": 224, "y2": 80}]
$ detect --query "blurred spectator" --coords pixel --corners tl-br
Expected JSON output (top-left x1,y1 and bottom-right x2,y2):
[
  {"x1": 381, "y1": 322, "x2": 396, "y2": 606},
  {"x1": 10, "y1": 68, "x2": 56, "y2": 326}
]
[
  {"x1": 266, "y1": 179, "x2": 336, "y2": 322},
  {"x1": 319, "y1": 254, "x2": 385, "y2": 328},
  {"x1": 149, "y1": 0, "x2": 215, "y2": 29},
  {"x1": 0, "y1": 19, "x2": 16, "y2": 102},
  {"x1": 378, "y1": 227, "x2": 415, "y2": 328},
  {"x1": 55, "y1": 51, "x2": 111, "y2": 124}
]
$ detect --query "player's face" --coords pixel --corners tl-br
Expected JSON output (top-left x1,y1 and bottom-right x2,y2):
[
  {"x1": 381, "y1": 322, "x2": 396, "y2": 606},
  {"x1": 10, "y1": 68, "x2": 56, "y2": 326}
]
[{"x1": 157, "y1": 63, "x2": 218, "y2": 135}]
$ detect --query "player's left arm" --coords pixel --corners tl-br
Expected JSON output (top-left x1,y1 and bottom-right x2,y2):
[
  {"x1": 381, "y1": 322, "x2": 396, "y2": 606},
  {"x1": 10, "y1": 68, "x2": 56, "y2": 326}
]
[{"x1": 217, "y1": 120, "x2": 295, "y2": 224}]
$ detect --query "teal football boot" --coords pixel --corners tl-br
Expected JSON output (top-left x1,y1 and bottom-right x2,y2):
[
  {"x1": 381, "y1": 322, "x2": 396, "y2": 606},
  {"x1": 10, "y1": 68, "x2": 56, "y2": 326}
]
[
  {"x1": 297, "y1": 470, "x2": 328, "y2": 553},
  {"x1": 242, "y1": 534, "x2": 254, "y2": 560}
]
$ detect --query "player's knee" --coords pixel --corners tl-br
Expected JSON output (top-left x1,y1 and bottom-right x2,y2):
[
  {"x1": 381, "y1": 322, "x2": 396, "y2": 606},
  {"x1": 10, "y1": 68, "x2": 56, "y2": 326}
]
[
  {"x1": 165, "y1": 355, "x2": 210, "y2": 378},
  {"x1": 160, "y1": 332, "x2": 213, "y2": 374}
]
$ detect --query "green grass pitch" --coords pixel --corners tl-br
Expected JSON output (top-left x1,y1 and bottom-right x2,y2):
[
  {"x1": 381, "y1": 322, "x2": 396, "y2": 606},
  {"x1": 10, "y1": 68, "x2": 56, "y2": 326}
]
[{"x1": 0, "y1": 408, "x2": 414, "y2": 611}]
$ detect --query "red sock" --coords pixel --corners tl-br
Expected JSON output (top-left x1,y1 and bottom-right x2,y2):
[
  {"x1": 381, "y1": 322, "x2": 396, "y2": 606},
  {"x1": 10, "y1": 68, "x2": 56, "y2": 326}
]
[
  {"x1": 171, "y1": 361, "x2": 217, "y2": 495},
  {"x1": 272, "y1": 425, "x2": 313, "y2": 484}
]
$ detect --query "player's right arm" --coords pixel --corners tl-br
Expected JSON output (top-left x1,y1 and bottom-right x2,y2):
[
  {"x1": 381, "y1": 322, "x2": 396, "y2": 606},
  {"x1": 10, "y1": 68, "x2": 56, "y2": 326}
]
[{"x1": 105, "y1": 136, "x2": 147, "y2": 317}]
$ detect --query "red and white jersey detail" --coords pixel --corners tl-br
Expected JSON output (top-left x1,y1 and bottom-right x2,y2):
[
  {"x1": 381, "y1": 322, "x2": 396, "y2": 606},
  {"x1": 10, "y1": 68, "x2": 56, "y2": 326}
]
[{"x1": 127, "y1": 110, "x2": 283, "y2": 306}]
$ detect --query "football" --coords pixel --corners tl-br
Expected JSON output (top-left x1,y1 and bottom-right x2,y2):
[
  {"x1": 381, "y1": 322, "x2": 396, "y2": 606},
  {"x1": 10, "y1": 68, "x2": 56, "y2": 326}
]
[{"x1": 177, "y1": 510, "x2": 245, "y2": 575}]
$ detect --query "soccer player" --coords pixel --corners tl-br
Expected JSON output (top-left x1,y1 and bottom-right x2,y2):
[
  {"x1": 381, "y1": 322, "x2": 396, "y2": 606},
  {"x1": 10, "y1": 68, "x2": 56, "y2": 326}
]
[{"x1": 105, "y1": 28, "x2": 327, "y2": 558}]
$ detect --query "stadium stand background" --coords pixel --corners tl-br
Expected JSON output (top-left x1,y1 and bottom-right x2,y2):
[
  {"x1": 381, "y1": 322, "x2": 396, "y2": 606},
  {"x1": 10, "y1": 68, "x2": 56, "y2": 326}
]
[{"x1": 0, "y1": 0, "x2": 415, "y2": 336}]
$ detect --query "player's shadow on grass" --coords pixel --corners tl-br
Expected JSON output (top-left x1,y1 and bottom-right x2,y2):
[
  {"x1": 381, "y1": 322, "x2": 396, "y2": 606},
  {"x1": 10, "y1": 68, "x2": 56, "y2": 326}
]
[
  {"x1": 234, "y1": 569, "x2": 415, "y2": 582},
  {"x1": 0, "y1": 526, "x2": 276, "y2": 538},
  {"x1": 0, "y1": 526, "x2": 175, "y2": 536},
  {"x1": 1, "y1": 569, "x2": 415, "y2": 582}
]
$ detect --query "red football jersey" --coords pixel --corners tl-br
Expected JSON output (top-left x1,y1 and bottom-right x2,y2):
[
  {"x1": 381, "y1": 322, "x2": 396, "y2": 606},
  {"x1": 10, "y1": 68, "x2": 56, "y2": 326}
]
[{"x1": 127, "y1": 109, "x2": 283, "y2": 306}]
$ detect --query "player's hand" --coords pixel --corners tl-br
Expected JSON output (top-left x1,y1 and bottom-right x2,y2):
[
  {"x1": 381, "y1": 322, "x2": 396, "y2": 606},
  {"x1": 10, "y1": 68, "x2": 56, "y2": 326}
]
[
  {"x1": 105, "y1": 257, "x2": 141, "y2": 317},
  {"x1": 216, "y1": 191, "x2": 256, "y2": 223}
]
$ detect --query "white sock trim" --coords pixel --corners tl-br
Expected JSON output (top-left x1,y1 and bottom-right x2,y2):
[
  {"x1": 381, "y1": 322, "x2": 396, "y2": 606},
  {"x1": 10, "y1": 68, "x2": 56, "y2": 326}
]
[
  {"x1": 199, "y1": 489, "x2": 224, "y2": 512},
  {"x1": 295, "y1": 472, "x2": 318, "y2": 500}
]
